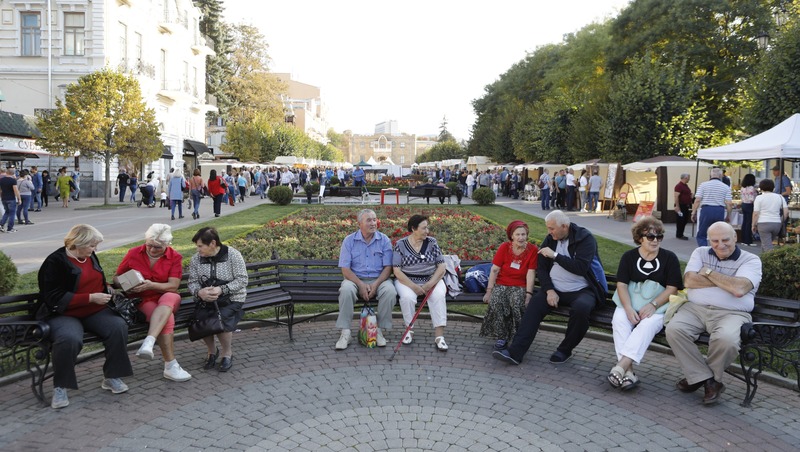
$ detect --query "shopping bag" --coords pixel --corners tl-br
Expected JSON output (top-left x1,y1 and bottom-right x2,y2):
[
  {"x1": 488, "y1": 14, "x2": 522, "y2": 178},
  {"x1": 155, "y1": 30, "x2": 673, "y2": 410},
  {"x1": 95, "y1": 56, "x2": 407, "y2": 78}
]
[{"x1": 358, "y1": 302, "x2": 377, "y2": 348}]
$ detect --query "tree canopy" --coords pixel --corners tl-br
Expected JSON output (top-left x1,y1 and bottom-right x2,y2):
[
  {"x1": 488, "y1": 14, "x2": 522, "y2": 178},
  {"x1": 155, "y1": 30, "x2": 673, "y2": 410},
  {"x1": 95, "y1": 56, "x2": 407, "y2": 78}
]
[
  {"x1": 36, "y1": 69, "x2": 162, "y2": 205},
  {"x1": 467, "y1": 0, "x2": 788, "y2": 165}
]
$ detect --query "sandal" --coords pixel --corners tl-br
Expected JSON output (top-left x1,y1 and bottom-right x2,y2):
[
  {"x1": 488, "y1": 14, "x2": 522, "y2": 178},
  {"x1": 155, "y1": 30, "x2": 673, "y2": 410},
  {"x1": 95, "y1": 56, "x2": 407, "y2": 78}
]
[
  {"x1": 607, "y1": 365, "x2": 624, "y2": 389},
  {"x1": 493, "y1": 339, "x2": 507, "y2": 351},
  {"x1": 620, "y1": 370, "x2": 640, "y2": 391},
  {"x1": 402, "y1": 330, "x2": 414, "y2": 345},
  {"x1": 435, "y1": 336, "x2": 448, "y2": 351}
]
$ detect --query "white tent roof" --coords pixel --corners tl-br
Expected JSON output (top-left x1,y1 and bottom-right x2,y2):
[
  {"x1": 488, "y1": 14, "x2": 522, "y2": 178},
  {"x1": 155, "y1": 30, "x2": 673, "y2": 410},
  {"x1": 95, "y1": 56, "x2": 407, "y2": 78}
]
[
  {"x1": 698, "y1": 113, "x2": 800, "y2": 160},
  {"x1": 623, "y1": 156, "x2": 714, "y2": 172},
  {"x1": 467, "y1": 156, "x2": 492, "y2": 165}
]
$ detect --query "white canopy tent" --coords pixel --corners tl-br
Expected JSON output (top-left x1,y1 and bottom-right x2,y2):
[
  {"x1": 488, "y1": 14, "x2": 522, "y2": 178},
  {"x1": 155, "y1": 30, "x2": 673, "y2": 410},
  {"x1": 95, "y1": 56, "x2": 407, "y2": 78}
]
[{"x1": 697, "y1": 113, "x2": 800, "y2": 161}]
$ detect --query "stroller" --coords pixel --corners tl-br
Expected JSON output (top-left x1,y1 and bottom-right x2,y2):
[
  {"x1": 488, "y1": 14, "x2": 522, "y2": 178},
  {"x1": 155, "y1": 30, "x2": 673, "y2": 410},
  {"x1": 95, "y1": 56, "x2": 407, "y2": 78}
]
[{"x1": 136, "y1": 183, "x2": 156, "y2": 208}]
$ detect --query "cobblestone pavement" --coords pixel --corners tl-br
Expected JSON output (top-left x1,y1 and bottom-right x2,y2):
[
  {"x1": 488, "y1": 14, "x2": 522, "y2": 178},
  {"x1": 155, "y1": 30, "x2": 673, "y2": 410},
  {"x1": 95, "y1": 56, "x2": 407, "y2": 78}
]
[{"x1": 1, "y1": 318, "x2": 799, "y2": 451}]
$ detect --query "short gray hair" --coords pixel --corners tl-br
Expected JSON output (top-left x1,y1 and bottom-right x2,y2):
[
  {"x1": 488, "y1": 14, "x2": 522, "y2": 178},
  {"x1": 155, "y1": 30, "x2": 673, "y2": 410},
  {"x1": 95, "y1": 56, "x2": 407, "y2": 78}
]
[
  {"x1": 710, "y1": 167, "x2": 723, "y2": 179},
  {"x1": 145, "y1": 223, "x2": 173, "y2": 246},
  {"x1": 680, "y1": 173, "x2": 690, "y2": 180},
  {"x1": 545, "y1": 210, "x2": 570, "y2": 227},
  {"x1": 357, "y1": 209, "x2": 376, "y2": 223}
]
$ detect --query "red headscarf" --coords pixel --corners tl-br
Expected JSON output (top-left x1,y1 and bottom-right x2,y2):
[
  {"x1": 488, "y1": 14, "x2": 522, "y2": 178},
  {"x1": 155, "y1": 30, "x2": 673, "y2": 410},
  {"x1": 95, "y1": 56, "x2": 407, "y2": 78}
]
[{"x1": 506, "y1": 220, "x2": 528, "y2": 241}]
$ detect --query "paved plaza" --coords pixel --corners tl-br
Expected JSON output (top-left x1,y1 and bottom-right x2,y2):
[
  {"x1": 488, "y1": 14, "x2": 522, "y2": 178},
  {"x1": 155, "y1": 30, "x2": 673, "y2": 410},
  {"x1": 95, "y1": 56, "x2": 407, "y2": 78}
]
[
  {"x1": 1, "y1": 318, "x2": 799, "y2": 451},
  {"x1": 1, "y1": 192, "x2": 794, "y2": 451}
]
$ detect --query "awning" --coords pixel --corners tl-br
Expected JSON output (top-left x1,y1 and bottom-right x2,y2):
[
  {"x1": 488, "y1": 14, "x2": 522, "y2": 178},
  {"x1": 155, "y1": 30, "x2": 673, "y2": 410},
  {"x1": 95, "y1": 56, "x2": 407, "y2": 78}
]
[
  {"x1": 161, "y1": 146, "x2": 173, "y2": 160},
  {"x1": 183, "y1": 139, "x2": 209, "y2": 155}
]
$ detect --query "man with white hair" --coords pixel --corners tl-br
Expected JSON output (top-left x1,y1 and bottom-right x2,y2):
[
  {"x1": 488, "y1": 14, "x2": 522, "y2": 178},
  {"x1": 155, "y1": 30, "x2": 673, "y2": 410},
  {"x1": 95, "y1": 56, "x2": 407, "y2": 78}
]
[
  {"x1": 691, "y1": 167, "x2": 732, "y2": 246},
  {"x1": 666, "y1": 222, "x2": 761, "y2": 405},
  {"x1": 335, "y1": 209, "x2": 397, "y2": 350}
]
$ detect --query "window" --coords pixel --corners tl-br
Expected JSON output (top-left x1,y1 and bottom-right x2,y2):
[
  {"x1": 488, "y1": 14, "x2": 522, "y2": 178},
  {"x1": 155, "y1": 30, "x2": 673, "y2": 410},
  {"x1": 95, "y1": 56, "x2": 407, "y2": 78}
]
[
  {"x1": 21, "y1": 12, "x2": 41, "y2": 56},
  {"x1": 119, "y1": 23, "x2": 127, "y2": 62},
  {"x1": 400, "y1": 156, "x2": 405, "y2": 164},
  {"x1": 63, "y1": 13, "x2": 85, "y2": 56},
  {"x1": 134, "y1": 32, "x2": 142, "y2": 61},
  {"x1": 400, "y1": 142, "x2": 406, "y2": 148}
]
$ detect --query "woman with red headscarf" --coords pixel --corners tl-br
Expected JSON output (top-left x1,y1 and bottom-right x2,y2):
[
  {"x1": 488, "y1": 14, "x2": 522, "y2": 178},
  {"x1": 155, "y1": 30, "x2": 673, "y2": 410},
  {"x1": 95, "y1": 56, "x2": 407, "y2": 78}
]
[{"x1": 479, "y1": 220, "x2": 538, "y2": 351}]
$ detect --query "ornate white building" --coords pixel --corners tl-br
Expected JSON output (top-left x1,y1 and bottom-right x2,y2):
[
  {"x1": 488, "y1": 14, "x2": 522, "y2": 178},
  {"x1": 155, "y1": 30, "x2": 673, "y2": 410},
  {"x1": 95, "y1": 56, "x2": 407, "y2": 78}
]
[{"x1": 0, "y1": 0, "x2": 214, "y2": 195}]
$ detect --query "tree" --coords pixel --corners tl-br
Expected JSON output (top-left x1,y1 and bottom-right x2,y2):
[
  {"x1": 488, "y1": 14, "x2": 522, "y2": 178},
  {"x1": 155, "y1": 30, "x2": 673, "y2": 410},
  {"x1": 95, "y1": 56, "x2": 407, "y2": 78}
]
[
  {"x1": 36, "y1": 69, "x2": 162, "y2": 205},
  {"x1": 745, "y1": 5, "x2": 800, "y2": 133},
  {"x1": 195, "y1": 0, "x2": 234, "y2": 119},
  {"x1": 438, "y1": 115, "x2": 455, "y2": 142},
  {"x1": 416, "y1": 140, "x2": 465, "y2": 163},
  {"x1": 226, "y1": 24, "x2": 286, "y2": 124}
]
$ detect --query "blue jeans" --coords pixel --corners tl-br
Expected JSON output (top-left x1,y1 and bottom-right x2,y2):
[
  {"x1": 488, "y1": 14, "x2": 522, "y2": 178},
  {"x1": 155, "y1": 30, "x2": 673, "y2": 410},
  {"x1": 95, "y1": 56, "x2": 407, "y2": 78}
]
[
  {"x1": 1, "y1": 198, "x2": 18, "y2": 229},
  {"x1": 540, "y1": 188, "x2": 550, "y2": 210},
  {"x1": 170, "y1": 199, "x2": 183, "y2": 218},
  {"x1": 16, "y1": 195, "x2": 32, "y2": 223},
  {"x1": 118, "y1": 184, "x2": 127, "y2": 202},
  {"x1": 696, "y1": 205, "x2": 725, "y2": 246},
  {"x1": 191, "y1": 190, "x2": 202, "y2": 216},
  {"x1": 588, "y1": 192, "x2": 600, "y2": 212},
  {"x1": 33, "y1": 191, "x2": 43, "y2": 209}
]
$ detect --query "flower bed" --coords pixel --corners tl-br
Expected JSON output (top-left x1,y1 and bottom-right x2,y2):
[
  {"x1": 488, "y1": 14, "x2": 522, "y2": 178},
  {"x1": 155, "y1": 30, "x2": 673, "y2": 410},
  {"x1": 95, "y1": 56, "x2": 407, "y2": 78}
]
[{"x1": 232, "y1": 206, "x2": 507, "y2": 262}]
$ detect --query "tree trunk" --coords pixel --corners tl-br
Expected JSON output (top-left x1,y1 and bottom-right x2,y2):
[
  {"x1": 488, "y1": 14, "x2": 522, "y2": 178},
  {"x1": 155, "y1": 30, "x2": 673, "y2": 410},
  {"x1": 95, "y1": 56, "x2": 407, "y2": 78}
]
[{"x1": 104, "y1": 152, "x2": 112, "y2": 206}]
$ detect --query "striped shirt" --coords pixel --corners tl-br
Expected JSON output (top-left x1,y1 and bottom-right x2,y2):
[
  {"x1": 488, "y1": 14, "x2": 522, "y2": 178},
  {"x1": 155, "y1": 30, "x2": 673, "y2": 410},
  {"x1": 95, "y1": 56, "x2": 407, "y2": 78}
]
[{"x1": 695, "y1": 179, "x2": 731, "y2": 207}]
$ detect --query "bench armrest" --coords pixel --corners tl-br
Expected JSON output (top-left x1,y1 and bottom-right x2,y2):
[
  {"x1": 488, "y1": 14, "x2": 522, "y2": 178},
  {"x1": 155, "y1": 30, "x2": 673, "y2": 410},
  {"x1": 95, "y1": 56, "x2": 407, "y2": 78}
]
[{"x1": 0, "y1": 320, "x2": 51, "y2": 347}]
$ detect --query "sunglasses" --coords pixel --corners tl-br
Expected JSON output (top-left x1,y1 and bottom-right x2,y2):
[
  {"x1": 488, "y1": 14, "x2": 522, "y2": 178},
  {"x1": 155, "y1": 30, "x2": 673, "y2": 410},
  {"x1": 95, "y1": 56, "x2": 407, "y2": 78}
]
[{"x1": 644, "y1": 234, "x2": 664, "y2": 242}]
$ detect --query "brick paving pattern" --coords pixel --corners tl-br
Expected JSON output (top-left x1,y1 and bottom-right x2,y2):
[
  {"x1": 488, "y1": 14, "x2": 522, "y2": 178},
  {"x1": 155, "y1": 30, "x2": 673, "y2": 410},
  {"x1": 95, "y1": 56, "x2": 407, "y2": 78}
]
[{"x1": 1, "y1": 318, "x2": 799, "y2": 451}]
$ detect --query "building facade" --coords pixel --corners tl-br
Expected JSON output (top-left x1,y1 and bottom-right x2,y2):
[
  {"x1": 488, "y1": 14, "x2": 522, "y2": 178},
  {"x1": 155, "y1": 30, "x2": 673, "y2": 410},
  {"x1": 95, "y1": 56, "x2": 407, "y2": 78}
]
[
  {"x1": 275, "y1": 73, "x2": 329, "y2": 145},
  {"x1": 349, "y1": 131, "x2": 417, "y2": 166},
  {"x1": 0, "y1": 0, "x2": 213, "y2": 195}
]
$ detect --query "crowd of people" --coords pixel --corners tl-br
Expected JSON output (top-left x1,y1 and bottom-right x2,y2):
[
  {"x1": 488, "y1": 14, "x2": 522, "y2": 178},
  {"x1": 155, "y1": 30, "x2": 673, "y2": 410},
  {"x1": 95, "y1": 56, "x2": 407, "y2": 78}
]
[{"x1": 683, "y1": 165, "x2": 793, "y2": 251}]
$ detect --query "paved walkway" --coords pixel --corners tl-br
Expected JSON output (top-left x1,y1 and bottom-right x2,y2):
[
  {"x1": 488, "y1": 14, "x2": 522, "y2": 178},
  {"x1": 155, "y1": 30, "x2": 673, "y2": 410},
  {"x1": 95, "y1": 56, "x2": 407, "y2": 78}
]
[{"x1": 1, "y1": 318, "x2": 799, "y2": 451}]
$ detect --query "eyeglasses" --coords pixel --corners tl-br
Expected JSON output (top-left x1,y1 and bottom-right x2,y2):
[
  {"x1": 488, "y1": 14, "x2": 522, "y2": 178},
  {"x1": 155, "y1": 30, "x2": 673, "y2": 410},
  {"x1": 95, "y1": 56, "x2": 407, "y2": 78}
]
[
  {"x1": 644, "y1": 234, "x2": 664, "y2": 242},
  {"x1": 145, "y1": 243, "x2": 166, "y2": 250}
]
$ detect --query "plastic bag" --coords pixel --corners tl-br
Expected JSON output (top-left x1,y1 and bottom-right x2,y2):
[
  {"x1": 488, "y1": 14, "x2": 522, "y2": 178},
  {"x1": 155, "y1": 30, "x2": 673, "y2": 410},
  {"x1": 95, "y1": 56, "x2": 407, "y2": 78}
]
[
  {"x1": 463, "y1": 262, "x2": 493, "y2": 293},
  {"x1": 359, "y1": 303, "x2": 377, "y2": 348}
]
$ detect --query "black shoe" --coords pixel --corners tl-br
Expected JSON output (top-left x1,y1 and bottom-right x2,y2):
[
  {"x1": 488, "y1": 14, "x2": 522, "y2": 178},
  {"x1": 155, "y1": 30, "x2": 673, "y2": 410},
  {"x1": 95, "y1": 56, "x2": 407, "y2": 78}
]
[
  {"x1": 218, "y1": 356, "x2": 233, "y2": 372},
  {"x1": 676, "y1": 236, "x2": 689, "y2": 241},
  {"x1": 549, "y1": 350, "x2": 572, "y2": 364},
  {"x1": 179, "y1": 216, "x2": 184, "y2": 219},
  {"x1": 203, "y1": 348, "x2": 219, "y2": 370},
  {"x1": 171, "y1": 216, "x2": 175, "y2": 220},
  {"x1": 192, "y1": 212, "x2": 196, "y2": 219},
  {"x1": 676, "y1": 378, "x2": 704, "y2": 393},
  {"x1": 25, "y1": 221, "x2": 34, "y2": 225}
]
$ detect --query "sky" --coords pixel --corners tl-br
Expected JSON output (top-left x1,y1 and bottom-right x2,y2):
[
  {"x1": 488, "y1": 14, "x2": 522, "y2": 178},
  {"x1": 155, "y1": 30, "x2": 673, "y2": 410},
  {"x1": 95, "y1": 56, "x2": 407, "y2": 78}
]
[{"x1": 224, "y1": 0, "x2": 632, "y2": 141}]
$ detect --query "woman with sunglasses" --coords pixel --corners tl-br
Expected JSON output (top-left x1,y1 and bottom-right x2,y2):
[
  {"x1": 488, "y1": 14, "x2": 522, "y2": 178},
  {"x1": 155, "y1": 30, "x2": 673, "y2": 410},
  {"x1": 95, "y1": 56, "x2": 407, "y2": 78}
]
[
  {"x1": 607, "y1": 217, "x2": 682, "y2": 391},
  {"x1": 115, "y1": 224, "x2": 191, "y2": 382}
]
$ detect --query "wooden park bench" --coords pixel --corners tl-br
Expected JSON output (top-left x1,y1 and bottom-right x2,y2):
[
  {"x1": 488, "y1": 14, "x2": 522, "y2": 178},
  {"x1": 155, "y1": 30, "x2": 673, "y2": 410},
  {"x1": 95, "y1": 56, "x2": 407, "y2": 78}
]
[
  {"x1": 318, "y1": 186, "x2": 368, "y2": 204},
  {"x1": 407, "y1": 187, "x2": 451, "y2": 204},
  {"x1": 0, "y1": 260, "x2": 293, "y2": 406}
]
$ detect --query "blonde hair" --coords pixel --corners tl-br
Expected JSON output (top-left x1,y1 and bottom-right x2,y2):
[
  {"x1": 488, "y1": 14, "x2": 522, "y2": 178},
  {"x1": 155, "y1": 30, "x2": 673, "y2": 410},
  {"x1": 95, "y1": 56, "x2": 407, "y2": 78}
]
[
  {"x1": 64, "y1": 224, "x2": 104, "y2": 250},
  {"x1": 144, "y1": 223, "x2": 173, "y2": 246}
]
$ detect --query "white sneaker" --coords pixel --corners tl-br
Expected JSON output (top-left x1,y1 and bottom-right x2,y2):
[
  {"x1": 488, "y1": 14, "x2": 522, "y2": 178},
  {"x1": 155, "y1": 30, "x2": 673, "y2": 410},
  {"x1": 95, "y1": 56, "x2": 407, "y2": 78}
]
[
  {"x1": 376, "y1": 329, "x2": 387, "y2": 347},
  {"x1": 402, "y1": 330, "x2": 414, "y2": 344},
  {"x1": 101, "y1": 378, "x2": 129, "y2": 394},
  {"x1": 164, "y1": 363, "x2": 192, "y2": 382},
  {"x1": 136, "y1": 336, "x2": 156, "y2": 360},
  {"x1": 51, "y1": 387, "x2": 69, "y2": 409},
  {"x1": 335, "y1": 330, "x2": 351, "y2": 350}
]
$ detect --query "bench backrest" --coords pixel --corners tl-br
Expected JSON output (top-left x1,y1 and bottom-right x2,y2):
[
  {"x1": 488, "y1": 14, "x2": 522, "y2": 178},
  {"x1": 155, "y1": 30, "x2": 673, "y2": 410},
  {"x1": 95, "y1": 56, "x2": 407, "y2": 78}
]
[
  {"x1": 322, "y1": 186, "x2": 363, "y2": 197},
  {"x1": 751, "y1": 295, "x2": 800, "y2": 325},
  {"x1": 408, "y1": 187, "x2": 450, "y2": 197}
]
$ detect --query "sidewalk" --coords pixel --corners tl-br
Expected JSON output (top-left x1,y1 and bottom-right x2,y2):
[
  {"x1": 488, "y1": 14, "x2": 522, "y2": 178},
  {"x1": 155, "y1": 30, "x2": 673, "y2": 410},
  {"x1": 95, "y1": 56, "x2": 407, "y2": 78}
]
[{"x1": 1, "y1": 319, "x2": 798, "y2": 451}]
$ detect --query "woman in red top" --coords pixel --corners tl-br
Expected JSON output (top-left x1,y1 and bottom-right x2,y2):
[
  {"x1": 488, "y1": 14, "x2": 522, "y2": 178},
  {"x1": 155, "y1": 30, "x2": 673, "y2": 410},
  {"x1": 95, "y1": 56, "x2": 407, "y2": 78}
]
[
  {"x1": 479, "y1": 220, "x2": 538, "y2": 351},
  {"x1": 206, "y1": 169, "x2": 227, "y2": 218},
  {"x1": 37, "y1": 224, "x2": 133, "y2": 409},
  {"x1": 116, "y1": 224, "x2": 191, "y2": 382}
]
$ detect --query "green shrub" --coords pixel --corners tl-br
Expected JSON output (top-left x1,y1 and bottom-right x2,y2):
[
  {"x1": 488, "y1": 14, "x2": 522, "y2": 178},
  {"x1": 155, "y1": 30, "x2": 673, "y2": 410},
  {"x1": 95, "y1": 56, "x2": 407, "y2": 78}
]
[
  {"x1": 471, "y1": 187, "x2": 496, "y2": 206},
  {"x1": 0, "y1": 250, "x2": 18, "y2": 295},
  {"x1": 329, "y1": 176, "x2": 340, "y2": 186},
  {"x1": 267, "y1": 186, "x2": 294, "y2": 205},
  {"x1": 304, "y1": 182, "x2": 320, "y2": 194},
  {"x1": 758, "y1": 243, "x2": 800, "y2": 299},
  {"x1": 445, "y1": 181, "x2": 460, "y2": 193}
]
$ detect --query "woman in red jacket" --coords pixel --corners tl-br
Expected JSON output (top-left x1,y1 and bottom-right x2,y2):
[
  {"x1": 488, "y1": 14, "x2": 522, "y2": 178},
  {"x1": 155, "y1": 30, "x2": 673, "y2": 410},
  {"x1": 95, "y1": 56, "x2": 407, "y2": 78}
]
[{"x1": 206, "y1": 169, "x2": 227, "y2": 217}]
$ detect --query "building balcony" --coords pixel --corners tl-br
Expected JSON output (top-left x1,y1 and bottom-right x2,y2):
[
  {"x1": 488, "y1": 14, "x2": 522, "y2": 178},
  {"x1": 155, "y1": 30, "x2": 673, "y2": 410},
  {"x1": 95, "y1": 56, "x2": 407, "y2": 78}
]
[
  {"x1": 191, "y1": 35, "x2": 216, "y2": 57},
  {"x1": 158, "y1": 11, "x2": 188, "y2": 34},
  {"x1": 117, "y1": 59, "x2": 156, "y2": 79},
  {"x1": 158, "y1": 81, "x2": 193, "y2": 103}
]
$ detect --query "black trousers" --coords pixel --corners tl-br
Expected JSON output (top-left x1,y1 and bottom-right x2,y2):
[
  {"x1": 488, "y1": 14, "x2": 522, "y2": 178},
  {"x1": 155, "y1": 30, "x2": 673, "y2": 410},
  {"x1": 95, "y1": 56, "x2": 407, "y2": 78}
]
[
  {"x1": 507, "y1": 287, "x2": 597, "y2": 362},
  {"x1": 676, "y1": 203, "x2": 691, "y2": 238}
]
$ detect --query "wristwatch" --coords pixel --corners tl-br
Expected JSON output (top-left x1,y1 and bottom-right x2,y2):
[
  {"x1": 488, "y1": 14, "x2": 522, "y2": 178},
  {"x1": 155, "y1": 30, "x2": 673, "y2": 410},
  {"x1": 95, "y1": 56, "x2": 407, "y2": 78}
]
[
  {"x1": 704, "y1": 267, "x2": 713, "y2": 277},
  {"x1": 650, "y1": 301, "x2": 658, "y2": 308}
]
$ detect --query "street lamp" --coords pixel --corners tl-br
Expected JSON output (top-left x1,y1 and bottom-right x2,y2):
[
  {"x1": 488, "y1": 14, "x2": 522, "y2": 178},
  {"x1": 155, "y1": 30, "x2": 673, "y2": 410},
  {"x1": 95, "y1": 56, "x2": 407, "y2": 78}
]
[{"x1": 757, "y1": 31, "x2": 770, "y2": 50}]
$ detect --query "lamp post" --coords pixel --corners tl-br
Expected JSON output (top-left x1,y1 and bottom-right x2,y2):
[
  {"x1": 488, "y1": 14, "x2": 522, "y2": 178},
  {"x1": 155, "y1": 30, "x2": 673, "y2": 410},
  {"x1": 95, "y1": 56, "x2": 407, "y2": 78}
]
[{"x1": 757, "y1": 31, "x2": 770, "y2": 50}]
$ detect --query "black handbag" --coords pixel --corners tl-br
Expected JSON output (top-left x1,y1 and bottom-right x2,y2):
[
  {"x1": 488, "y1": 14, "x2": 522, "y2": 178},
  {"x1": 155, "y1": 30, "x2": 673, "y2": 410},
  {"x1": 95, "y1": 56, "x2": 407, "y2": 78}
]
[
  {"x1": 107, "y1": 292, "x2": 144, "y2": 326},
  {"x1": 188, "y1": 301, "x2": 224, "y2": 341}
]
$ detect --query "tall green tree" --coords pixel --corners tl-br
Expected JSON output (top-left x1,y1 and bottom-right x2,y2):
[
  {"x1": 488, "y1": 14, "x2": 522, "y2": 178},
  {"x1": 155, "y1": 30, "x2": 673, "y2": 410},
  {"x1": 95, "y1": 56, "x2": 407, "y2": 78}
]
[
  {"x1": 745, "y1": 4, "x2": 800, "y2": 132},
  {"x1": 416, "y1": 140, "x2": 465, "y2": 163},
  {"x1": 438, "y1": 115, "x2": 455, "y2": 142},
  {"x1": 227, "y1": 24, "x2": 286, "y2": 124},
  {"x1": 36, "y1": 69, "x2": 162, "y2": 205},
  {"x1": 195, "y1": 0, "x2": 234, "y2": 119}
]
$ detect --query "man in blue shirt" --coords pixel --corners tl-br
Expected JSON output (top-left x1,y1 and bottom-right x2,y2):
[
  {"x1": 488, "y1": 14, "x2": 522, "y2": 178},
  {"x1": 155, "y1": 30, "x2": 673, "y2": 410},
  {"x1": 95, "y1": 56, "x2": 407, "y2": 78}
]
[
  {"x1": 352, "y1": 167, "x2": 366, "y2": 187},
  {"x1": 31, "y1": 166, "x2": 43, "y2": 211},
  {"x1": 336, "y1": 209, "x2": 397, "y2": 350},
  {"x1": 772, "y1": 165, "x2": 793, "y2": 203}
]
